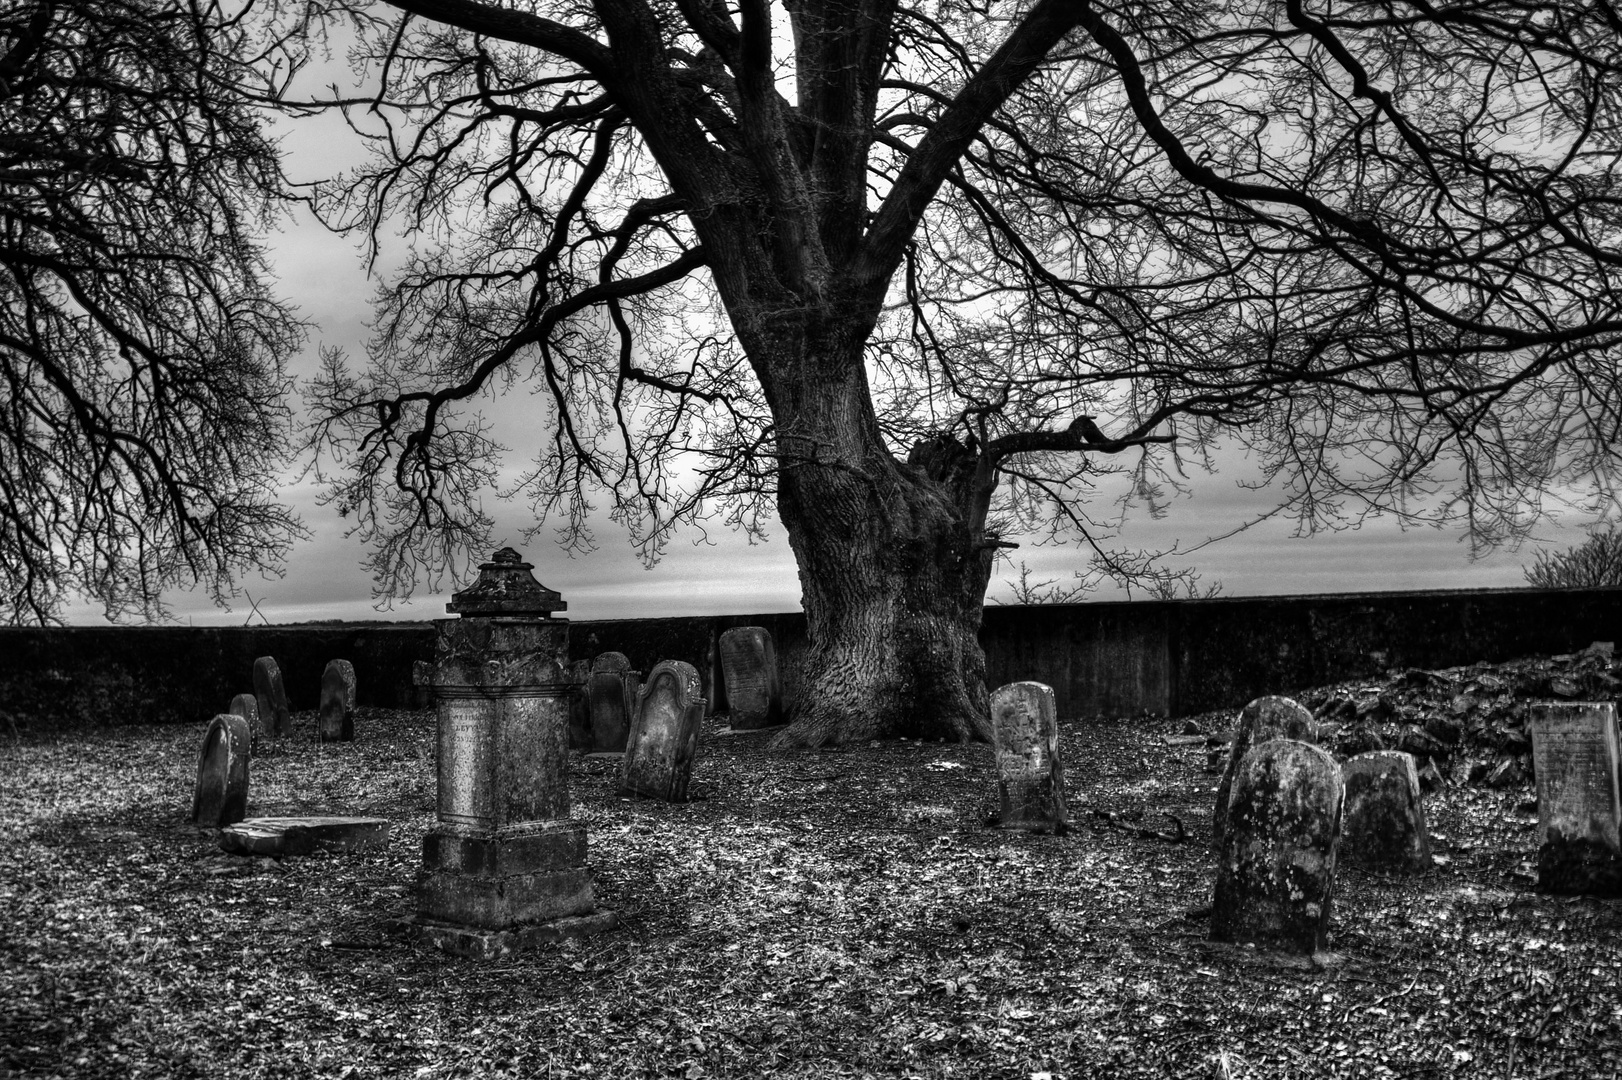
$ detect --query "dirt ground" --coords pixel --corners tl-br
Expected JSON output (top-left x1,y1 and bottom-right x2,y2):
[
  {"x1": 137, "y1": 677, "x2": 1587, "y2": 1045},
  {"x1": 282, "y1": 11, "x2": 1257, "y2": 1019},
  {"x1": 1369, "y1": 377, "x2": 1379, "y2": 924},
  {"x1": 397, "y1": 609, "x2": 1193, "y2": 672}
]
[{"x1": 1, "y1": 701, "x2": 1619, "y2": 1079}]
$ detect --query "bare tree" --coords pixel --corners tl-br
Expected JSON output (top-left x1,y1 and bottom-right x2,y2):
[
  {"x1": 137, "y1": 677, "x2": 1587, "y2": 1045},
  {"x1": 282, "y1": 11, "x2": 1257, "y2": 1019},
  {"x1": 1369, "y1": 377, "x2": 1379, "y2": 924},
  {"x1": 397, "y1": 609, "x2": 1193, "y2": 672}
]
[
  {"x1": 1525, "y1": 526, "x2": 1622, "y2": 589},
  {"x1": 0, "y1": 0, "x2": 306, "y2": 623},
  {"x1": 300, "y1": 0, "x2": 1622, "y2": 744}
]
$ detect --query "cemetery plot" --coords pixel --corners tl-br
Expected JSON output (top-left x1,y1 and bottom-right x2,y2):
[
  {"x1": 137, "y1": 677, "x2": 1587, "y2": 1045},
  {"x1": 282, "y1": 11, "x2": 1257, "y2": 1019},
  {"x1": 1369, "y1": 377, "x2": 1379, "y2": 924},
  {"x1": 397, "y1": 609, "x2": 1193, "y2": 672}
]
[{"x1": 2, "y1": 696, "x2": 1619, "y2": 1079}]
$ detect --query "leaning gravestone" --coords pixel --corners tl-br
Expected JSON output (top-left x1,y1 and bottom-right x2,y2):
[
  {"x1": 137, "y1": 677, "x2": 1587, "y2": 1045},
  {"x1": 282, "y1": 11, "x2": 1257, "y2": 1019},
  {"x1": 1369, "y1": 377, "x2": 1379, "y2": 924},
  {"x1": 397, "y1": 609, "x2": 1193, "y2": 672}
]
[
  {"x1": 621, "y1": 660, "x2": 706, "y2": 801},
  {"x1": 192, "y1": 713, "x2": 251, "y2": 827},
  {"x1": 718, "y1": 626, "x2": 783, "y2": 730},
  {"x1": 319, "y1": 659, "x2": 357, "y2": 742},
  {"x1": 229, "y1": 693, "x2": 261, "y2": 748},
  {"x1": 1340, "y1": 751, "x2": 1432, "y2": 873},
  {"x1": 989, "y1": 681, "x2": 1067, "y2": 834},
  {"x1": 252, "y1": 656, "x2": 291, "y2": 739},
  {"x1": 1214, "y1": 695, "x2": 1317, "y2": 849},
  {"x1": 1211, "y1": 739, "x2": 1343, "y2": 954},
  {"x1": 587, "y1": 652, "x2": 638, "y2": 752},
  {"x1": 1528, "y1": 702, "x2": 1622, "y2": 895}
]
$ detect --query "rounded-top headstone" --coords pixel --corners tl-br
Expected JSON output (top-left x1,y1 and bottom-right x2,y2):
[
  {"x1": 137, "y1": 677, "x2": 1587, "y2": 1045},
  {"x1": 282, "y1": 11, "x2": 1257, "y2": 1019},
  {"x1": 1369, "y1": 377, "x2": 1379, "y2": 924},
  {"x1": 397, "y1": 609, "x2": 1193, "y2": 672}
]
[
  {"x1": 1211, "y1": 738, "x2": 1343, "y2": 954},
  {"x1": 1214, "y1": 695, "x2": 1317, "y2": 848},
  {"x1": 718, "y1": 626, "x2": 783, "y2": 730},
  {"x1": 621, "y1": 660, "x2": 706, "y2": 801},
  {"x1": 252, "y1": 656, "x2": 290, "y2": 739},
  {"x1": 446, "y1": 547, "x2": 567, "y2": 617},
  {"x1": 989, "y1": 681, "x2": 1067, "y2": 834},
  {"x1": 587, "y1": 653, "x2": 638, "y2": 752},
  {"x1": 319, "y1": 659, "x2": 357, "y2": 742},
  {"x1": 1341, "y1": 751, "x2": 1432, "y2": 873},
  {"x1": 228, "y1": 693, "x2": 261, "y2": 748},
  {"x1": 193, "y1": 713, "x2": 251, "y2": 827},
  {"x1": 591, "y1": 651, "x2": 631, "y2": 674}
]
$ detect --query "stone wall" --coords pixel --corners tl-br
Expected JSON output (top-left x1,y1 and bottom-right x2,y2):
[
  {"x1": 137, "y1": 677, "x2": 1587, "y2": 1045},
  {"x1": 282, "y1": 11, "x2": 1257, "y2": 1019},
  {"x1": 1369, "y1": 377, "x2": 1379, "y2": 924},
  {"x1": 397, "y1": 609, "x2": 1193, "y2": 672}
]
[{"x1": 3, "y1": 586, "x2": 1618, "y2": 730}]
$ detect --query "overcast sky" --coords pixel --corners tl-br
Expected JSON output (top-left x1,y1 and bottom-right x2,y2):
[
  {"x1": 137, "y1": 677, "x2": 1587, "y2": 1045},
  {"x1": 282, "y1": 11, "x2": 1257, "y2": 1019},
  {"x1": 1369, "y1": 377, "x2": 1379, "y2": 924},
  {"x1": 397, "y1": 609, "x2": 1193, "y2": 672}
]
[{"x1": 57, "y1": 72, "x2": 1599, "y2": 627}]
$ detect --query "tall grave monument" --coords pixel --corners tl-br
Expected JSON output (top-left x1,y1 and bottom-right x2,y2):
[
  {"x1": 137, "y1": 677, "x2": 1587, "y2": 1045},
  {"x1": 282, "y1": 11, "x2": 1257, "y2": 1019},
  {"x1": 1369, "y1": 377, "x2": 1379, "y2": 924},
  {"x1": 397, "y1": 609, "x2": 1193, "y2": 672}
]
[{"x1": 414, "y1": 547, "x2": 616, "y2": 957}]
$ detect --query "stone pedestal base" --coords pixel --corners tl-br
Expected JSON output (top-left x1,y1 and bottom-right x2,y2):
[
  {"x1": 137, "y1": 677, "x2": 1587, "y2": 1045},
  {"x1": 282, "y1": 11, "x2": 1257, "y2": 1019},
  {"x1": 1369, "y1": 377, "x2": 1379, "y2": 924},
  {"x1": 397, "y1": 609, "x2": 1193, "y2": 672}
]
[{"x1": 412, "y1": 911, "x2": 618, "y2": 959}]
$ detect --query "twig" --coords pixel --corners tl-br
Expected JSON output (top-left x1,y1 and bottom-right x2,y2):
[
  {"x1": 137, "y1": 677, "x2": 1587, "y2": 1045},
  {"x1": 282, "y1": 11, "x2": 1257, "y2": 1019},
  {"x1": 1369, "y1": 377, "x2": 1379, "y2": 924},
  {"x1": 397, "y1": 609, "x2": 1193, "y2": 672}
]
[{"x1": 1374, "y1": 977, "x2": 1419, "y2": 1006}]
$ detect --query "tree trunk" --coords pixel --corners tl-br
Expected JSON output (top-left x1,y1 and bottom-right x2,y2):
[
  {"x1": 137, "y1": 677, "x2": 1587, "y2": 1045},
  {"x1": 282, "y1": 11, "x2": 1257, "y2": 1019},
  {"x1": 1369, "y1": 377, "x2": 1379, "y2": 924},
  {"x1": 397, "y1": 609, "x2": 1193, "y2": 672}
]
[{"x1": 765, "y1": 331, "x2": 998, "y2": 746}]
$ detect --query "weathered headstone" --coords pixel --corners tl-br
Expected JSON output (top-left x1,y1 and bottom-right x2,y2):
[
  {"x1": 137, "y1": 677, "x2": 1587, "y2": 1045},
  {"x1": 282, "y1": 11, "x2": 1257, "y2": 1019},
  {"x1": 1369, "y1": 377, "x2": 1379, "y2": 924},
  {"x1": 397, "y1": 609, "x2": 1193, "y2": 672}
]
[
  {"x1": 1340, "y1": 751, "x2": 1432, "y2": 873},
  {"x1": 1528, "y1": 702, "x2": 1622, "y2": 895},
  {"x1": 587, "y1": 652, "x2": 638, "y2": 752},
  {"x1": 228, "y1": 693, "x2": 261, "y2": 748},
  {"x1": 220, "y1": 816, "x2": 389, "y2": 857},
  {"x1": 621, "y1": 660, "x2": 706, "y2": 801},
  {"x1": 416, "y1": 548, "x2": 615, "y2": 958},
  {"x1": 318, "y1": 659, "x2": 357, "y2": 742},
  {"x1": 566, "y1": 659, "x2": 593, "y2": 750},
  {"x1": 1214, "y1": 695, "x2": 1317, "y2": 849},
  {"x1": 252, "y1": 656, "x2": 291, "y2": 739},
  {"x1": 192, "y1": 713, "x2": 250, "y2": 827},
  {"x1": 989, "y1": 681, "x2": 1067, "y2": 834},
  {"x1": 718, "y1": 626, "x2": 783, "y2": 730},
  {"x1": 411, "y1": 659, "x2": 433, "y2": 709},
  {"x1": 1212, "y1": 739, "x2": 1343, "y2": 953}
]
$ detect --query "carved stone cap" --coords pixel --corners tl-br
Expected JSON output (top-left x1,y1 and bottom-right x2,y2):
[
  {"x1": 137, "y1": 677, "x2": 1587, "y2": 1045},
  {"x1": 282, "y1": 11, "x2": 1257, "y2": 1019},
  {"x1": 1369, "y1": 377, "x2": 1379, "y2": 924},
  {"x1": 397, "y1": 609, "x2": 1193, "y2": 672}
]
[{"x1": 446, "y1": 547, "x2": 567, "y2": 616}]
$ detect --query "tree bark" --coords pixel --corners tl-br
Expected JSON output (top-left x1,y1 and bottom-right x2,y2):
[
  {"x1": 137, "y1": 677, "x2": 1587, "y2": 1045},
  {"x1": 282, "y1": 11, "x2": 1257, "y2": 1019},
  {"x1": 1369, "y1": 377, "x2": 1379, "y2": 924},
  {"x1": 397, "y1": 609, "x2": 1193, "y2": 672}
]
[{"x1": 763, "y1": 325, "x2": 998, "y2": 746}]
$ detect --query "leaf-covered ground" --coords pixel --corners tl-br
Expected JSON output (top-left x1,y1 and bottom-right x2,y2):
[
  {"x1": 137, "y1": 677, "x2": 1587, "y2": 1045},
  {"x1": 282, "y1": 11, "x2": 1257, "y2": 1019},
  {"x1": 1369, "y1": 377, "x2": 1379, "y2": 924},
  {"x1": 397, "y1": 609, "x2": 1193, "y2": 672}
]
[{"x1": 2, "y1": 692, "x2": 1620, "y2": 1079}]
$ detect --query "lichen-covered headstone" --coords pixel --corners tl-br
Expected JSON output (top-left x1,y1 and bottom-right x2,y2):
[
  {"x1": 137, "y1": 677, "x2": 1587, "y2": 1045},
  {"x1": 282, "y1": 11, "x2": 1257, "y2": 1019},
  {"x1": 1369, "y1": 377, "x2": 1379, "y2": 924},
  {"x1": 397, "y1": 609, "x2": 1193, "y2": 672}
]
[
  {"x1": 229, "y1": 693, "x2": 261, "y2": 749},
  {"x1": 1528, "y1": 702, "x2": 1622, "y2": 896},
  {"x1": 567, "y1": 658, "x2": 593, "y2": 750},
  {"x1": 1214, "y1": 695, "x2": 1317, "y2": 849},
  {"x1": 621, "y1": 660, "x2": 706, "y2": 801},
  {"x1": 1340, "y1": 751, "x2": 1432, "y2": 873},
  {"x1": 718, "y1": 626, "x2": 783, "y2": 730},
  {"x1": 989, "y1": 681, "x2": 1067, "y2": 834},
  {"x1": 192, "y1": 713, "x2": 250, "y2": 827},
  {"x1": 587, "y1": 652, "x2": 638, "y2": 752},
  {"x1": 252, "y1": 656, "x2": 291, "y2": 739},
  {"x1": 319, "y1": 659, "x2": 357, "y2": 742},
  {"x1": 1211, "y1": 739, "x2": 1343, "y2": 954}
]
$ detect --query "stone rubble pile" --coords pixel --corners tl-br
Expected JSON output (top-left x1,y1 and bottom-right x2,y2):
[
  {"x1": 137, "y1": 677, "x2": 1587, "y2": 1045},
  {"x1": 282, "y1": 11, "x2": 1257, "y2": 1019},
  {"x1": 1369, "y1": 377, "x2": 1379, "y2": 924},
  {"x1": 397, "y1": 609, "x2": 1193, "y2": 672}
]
[{"x1": 1281, "y1": 641, "x2": 1616, "y2": 790}]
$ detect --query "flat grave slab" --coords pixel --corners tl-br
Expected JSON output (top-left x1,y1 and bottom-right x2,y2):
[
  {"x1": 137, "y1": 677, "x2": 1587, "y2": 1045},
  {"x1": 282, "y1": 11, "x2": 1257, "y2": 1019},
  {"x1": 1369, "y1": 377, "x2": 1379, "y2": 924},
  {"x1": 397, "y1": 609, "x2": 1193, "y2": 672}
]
[{"x1": 219, "y1": 816, "x2": 390, "y2": 857}]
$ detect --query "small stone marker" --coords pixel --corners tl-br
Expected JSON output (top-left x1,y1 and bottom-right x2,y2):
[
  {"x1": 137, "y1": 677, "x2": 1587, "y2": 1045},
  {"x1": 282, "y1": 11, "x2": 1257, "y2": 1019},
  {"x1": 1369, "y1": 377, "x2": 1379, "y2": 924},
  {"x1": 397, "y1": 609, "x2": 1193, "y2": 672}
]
[
  {"x1": 1340, "y1": 751, "x2": 1432, "y2": 873},
  {"x1": 1214, "y1": 695, "x2": 1317, "y2": 849},
  {"x1": 192, "y1": 713, "x2": 251, "y2": 827},
  {"x1": 1528, "y1": 702, "x2": 1622, "y2": 895},
  {"x1": 718, "y1": 626, "x2": 783, "y2": 730},
  {"x1": 228, "y1": 693, "x2": 260, "y2": 748},
  {"x1": 219, "y1": 816, "x2": 389, "y2": 857},
  {"x1": 319, "y1": 659, "x2": 357, "y2": 742},
  {"x1": 989, "y1": 681, "x2": 1067, "y2": 834},
  {"x1": 252, "y1": 656, "x2": 291, "y2": 739},
  {"x1": 621, "y1": 660, "x2": 706, "y2": 801},
  {"x1": 587, "y1": 652, "x2": 638, "y2": 752},
  {"x1": 1212, "y1": 739, "x2": 1343, "y2": 954}
]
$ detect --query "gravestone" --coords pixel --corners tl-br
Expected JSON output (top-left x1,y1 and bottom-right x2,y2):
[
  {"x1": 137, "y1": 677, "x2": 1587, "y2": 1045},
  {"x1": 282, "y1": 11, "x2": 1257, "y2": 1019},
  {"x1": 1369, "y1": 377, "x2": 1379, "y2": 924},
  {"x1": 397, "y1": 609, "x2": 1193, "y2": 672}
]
[
  {"x1": 1528, "y1": 702, "x2": 1622, "y2": 895},
  {"x1": 319, "y1": 659, "x2": 357, "y2": 742},
  {"x1": 567, "y1": 659, "x2": 593, "y2": 750},
  {"x1": 989, "y1": 681, "x2": 1067, "y2": 834},
  {"x1": 1212, "y1": 739, "x2": 1343, "y2": 953},
  {"x1": 252, "y1": 656, "x2": 291, "y2": 739},
  {"x1": 192, "y1": 713, "x2": 251, "y2": 827},
  {"x1": 411, "y1": 660, "x2": 433, "y2": 709},
  {"x1": 228, "y1": 693, "x2": 261, "y2": 748},
  {"x1": 1340, "y1": 751, "x2": 1432, "y2": 873},
  {"x1": 1214, "y1": 695, "x2": 1317, "y2": 849},
  {"x1": 621, "y1": 660, "x2": 706, "y2": 801},
  {"x1": 587, "y1": 652, "x2": 638, "y2": 752},
  {"x1": 718, "y1": 626, "x2": 783, "y2": 730},
  {"x1": 416, "y1": 548, "x2": 615, "y2": 958},
  {"x1": 220, "y1": 816, "x2": 389, "y2": 857}
]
